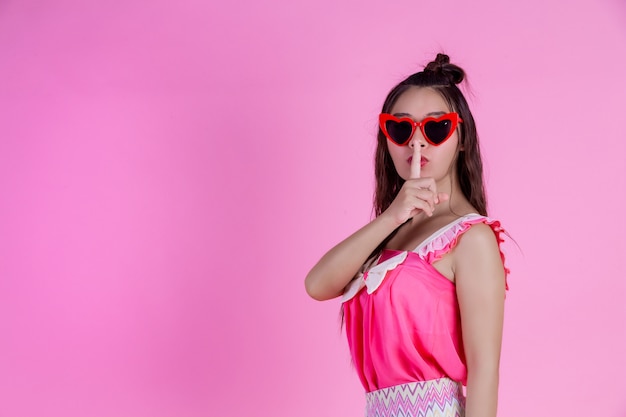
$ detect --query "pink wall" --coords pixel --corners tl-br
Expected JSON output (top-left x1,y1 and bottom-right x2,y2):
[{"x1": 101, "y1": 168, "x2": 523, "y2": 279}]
[{"x1": 1, "y1": 0, "x2": 625, "y2": 416}]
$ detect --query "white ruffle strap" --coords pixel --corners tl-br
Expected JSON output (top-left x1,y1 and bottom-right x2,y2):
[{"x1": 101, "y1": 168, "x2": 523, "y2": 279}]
[{"x1": 412, "y1": 213, "x2": 486, "y2": 260}]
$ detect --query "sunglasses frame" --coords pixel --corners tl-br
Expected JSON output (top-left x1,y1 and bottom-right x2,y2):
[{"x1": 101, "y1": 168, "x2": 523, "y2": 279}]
[{"x1": 379, "y1": 112, "x2": 463, "y2": 147}]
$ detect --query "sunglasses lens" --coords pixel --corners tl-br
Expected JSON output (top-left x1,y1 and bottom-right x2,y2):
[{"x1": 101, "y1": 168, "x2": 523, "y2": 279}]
[
  {"x1": 424, "y1": 119, "x2": 453, "y2": 145},
  {"x1": 385, "y1": 120, "x2": 413, "y2": 145}
]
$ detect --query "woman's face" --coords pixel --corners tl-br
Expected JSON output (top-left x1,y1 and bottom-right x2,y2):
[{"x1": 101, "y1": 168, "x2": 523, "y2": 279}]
[{"x1": 386, "y1": 86, "x2": 461, "y2": 183}]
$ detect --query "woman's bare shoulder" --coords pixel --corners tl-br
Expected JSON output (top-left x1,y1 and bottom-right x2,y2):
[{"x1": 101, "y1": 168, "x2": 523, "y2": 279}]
[{"x1": 454, "y1": 221, "x2": 502, "y2": 257}]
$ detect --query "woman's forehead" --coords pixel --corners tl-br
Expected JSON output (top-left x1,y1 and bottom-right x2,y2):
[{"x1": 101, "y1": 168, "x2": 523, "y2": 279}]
[{"x1": 391, "y1": 87, "x2": 450, "y2": 117}]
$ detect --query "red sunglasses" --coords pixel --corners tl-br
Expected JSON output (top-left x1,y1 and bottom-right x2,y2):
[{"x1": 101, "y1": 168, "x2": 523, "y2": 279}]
[{"x1": 379, "y1": 112, "x2": 463, "y2": 146}]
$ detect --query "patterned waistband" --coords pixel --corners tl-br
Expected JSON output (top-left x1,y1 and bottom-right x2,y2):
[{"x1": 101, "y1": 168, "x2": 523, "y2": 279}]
[{"x1": 365, "y1": 378, "x2": 465, "y2": 417}]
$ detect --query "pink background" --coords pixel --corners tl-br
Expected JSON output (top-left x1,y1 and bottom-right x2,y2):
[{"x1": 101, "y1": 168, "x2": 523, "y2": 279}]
[{"x1": 1, "y1": 0, "x2": 625, "y2": 416}]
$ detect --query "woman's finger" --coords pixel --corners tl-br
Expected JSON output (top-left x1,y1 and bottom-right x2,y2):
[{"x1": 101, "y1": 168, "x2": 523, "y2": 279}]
[{"x1": 410, "y1": 145, "x2": 421, "y2": 179}]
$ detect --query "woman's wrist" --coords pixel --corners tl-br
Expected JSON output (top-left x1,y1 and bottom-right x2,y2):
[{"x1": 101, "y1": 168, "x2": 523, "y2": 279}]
[{"x1": 375, "y1": 209, "x2": 405, "y2": 230}]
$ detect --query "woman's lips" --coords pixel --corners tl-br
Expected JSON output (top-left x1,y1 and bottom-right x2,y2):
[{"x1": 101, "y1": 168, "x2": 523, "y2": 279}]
[{"x1": 408, "y1": 156, "x2": 429, "y2": 167}]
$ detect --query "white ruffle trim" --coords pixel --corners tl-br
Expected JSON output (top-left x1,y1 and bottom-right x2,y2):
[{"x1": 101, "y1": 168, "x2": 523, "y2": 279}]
[{"x1": 413, "y1": 213, "x2": 486, "y2": 259}]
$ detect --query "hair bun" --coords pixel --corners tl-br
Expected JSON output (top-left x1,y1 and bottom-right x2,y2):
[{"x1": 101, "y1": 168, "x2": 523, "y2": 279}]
[{"x1": 424, "y1": 53, "x2": 464, "y2": 85}]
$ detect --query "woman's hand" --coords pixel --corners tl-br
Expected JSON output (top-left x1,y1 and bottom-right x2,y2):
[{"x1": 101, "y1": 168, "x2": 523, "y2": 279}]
[{"x1": 382, "y1": 145, "x2": 449, "y2": 226}]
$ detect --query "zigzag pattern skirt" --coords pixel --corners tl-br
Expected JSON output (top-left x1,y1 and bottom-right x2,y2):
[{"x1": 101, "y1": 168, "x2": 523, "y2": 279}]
[{"x1": 365, "y1": 378, "x2": 465, "y2": 417}]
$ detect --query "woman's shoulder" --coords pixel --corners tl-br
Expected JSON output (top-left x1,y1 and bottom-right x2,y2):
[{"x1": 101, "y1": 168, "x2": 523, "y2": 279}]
[
  {"x1": 454, "y1": 214, "x2": 506, "y2": 251},
  {"x1": 454, "y1": 221, "x2": 500, "y2": 251},
  {"x1": 452, "y1": 216, "x2": 510, "y2": 283}
]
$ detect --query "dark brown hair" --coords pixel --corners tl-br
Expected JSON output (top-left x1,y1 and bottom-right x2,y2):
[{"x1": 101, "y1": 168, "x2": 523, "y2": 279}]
[{"x1": 374, "y1": 53, "x2": 487, "y2": 218}]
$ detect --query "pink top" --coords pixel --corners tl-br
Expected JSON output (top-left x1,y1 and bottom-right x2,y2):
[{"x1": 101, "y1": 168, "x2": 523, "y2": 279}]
[{"x1": 341, "y1": 214, "x2": 509, "y2": 392}]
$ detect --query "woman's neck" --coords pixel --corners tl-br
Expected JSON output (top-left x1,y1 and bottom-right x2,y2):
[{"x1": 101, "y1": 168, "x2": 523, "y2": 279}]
[{"x1": 431, "y1": 172, "x2": 475, "y2": 217}]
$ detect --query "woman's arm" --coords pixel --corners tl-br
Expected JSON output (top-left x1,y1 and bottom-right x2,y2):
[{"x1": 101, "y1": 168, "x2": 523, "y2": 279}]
[
  {"x1": 304, "y1": 213, "x2": 400, "y2": 301},
  {"x1": 453, "y1": 223, "x2": 506, "y2": 417}
]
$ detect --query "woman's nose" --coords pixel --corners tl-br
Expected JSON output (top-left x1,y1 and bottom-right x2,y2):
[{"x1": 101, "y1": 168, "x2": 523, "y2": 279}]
[{"x1": 409, "y1": 131, "x2": 427, "y2": 148}]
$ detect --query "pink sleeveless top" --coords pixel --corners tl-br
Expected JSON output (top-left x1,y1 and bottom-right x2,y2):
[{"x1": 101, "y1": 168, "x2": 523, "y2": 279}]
[{"x1": 341, "y1": 214, "x2": 509, "y2": 392}]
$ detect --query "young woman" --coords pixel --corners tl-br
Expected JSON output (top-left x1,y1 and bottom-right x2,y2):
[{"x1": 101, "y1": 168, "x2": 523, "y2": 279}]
[{"x1": 305, "y1": 54, "x2": 509, "y2": 417}]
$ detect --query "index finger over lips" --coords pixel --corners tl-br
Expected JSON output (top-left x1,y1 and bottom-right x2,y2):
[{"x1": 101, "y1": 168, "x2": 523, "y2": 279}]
[{"x1": 410, "y1": 145, "x2": 421, "y2": 179}]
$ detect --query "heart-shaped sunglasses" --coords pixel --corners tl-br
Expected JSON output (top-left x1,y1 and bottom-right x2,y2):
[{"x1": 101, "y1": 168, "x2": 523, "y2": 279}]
[{"x1": 379, "y1": 112, "x2": 463, "y2": 146}]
